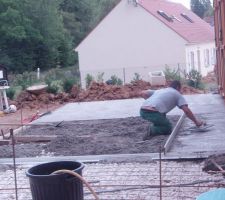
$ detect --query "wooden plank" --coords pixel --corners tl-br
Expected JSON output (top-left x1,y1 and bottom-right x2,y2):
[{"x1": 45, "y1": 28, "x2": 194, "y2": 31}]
[
  {"x1": 15, "y1": 135, "x2": 57, "y2": 143},
  {"x1": 163, "y1": 113, "x2": 185, "y2": 154},
  {"x1": 0, "y1": 140, "x2": 10, "y2": 145}
]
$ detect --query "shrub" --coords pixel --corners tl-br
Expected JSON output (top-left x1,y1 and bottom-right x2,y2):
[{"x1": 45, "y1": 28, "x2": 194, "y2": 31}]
[
  {"x1": 6, "y1": 87, "x2": 16, "y2": 100},
  {"x1": 164, "y1": 66, "x2": 181, "y2": 81},
  {"x1": 97, "y1": 72, "x2": 104, "y2": 83},
  {"x1": 106, "y1": 75, "x2": 123, "y2": 85},
  {"x1": 8, "y1": 67, "x2": 80, "y2": 93},
  {"x1": 186, "y1": 69, "x2": 202, "y2": 89},
  {"x1": 46, "y1": 80, "x2": 62, "y2": 94},
  {"x1": 132, "y1": 73, "x2": 141, "y2": 82},
  {"x1": 12, "y1": 71, "x2": 38, "y2": 90},
  {"x1": 63, "y1": 79, "x2": 76, "y2": 93},
  {"x1": 85, "y1": 74, "x2": 94, "y2": 88},
  {"x1": 47, "y1": 84, "x2": 59, "y2": 94}
]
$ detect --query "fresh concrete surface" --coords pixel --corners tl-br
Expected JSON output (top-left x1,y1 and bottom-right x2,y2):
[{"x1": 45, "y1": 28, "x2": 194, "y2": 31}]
[
  {"x1": 1, "y1": 94, "x2": 224, "y2": 200},
  {"x1": 34, "y1": 94, "x2": 224, "y2": 123},
  {"x1": 167, "y1": 111, "x2": 225, "y2": 157},
  {"x1": 166, "y1": 94, "x2": 225, "y2": 157},
  {"x1": 34, "y1": 98, "x2": 143, "y2": 123},
  {"x1": 33, "y1": 93, "x2": 225, "y2": 158}
]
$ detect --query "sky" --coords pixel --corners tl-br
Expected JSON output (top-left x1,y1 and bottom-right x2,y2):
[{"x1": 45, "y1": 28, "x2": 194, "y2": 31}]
[{"x1": 169, "y1": 0, "x2": 213, "y2": 9}]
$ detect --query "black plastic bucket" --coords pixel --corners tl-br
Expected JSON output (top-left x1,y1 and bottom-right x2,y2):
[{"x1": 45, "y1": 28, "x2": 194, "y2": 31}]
[{"x1": 26, "y1": 161, "x2": 84, "y2": 200}]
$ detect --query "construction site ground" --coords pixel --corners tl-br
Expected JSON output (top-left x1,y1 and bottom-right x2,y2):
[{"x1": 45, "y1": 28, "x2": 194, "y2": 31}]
[
  {"x1": 1, "y1": 78, "x2": 225, "y2": 199},
  {"x1": 2, "y1": 94, "x2": 225, "y2": 159},
  {"x1": 1, "y1": 160, "x2": 224, "y2": 200}
]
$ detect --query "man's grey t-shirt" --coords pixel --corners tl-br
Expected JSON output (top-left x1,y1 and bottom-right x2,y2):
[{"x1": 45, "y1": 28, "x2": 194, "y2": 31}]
[{"x1": 141, "y1": 87, "x2": 187, "y2": 113}]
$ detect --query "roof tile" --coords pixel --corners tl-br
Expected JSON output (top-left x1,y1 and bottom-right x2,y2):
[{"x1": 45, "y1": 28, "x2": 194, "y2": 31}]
[{"x1": 138, "y1": 0, "x2": 214, "y2": 43}]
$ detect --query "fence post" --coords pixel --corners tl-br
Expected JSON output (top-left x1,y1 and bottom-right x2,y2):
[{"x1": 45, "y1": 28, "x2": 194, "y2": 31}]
[
  {"x1": 123, "y1": 68, "x2": 126, "y2": 85},
  {"x1": 177, "y1": 63, "x2": 181, "y2": 80},
  {"x1": 10, "y1": 129, "x2": 18, "y2": 200},
  {"x1": 37, "y1": 68, "x2": 40, "y2": 80}
]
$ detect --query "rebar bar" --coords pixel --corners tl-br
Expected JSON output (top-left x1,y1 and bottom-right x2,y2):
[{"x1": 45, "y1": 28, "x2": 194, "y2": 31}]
[{"x1": 10, "y1": 129, "x2": 18, "y2": 200}]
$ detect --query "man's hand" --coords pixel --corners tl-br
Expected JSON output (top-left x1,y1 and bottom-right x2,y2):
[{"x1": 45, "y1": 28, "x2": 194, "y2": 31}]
[
  {"x1": 181, "y1": 105, "x2": 202, "y2": 127},
  {"x1": 196, "y1": 121, "x2": 206, "y2": 127},
  {"x1": 196, "y1": 120, "x2": 203, "y2": 127}
]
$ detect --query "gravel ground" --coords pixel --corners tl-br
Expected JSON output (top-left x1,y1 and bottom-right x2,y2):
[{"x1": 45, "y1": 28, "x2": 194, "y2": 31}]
[
  {"x1": 0, "y1": 116, "x2": 179, "y2": 158},
  {"x1": 0, "y1": 160, "x2": 223, "y2": 200}
]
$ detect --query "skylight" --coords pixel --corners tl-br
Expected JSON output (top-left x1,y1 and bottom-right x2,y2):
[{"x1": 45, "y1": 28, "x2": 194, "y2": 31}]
[
  {"x1": 157, "y1": 10, "x2": 173, "y2": 22},
  {"x1": 180, "y1": 13, "x2": 194, "y2": 23},
  {"x1": 172, "y1": 15, "x2": 182, "y2": 22}
]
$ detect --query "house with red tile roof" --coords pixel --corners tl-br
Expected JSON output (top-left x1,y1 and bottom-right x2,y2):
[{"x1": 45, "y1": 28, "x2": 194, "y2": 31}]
[{"x1": 75, "y1": 0, "x2": 215, "y2": 88}]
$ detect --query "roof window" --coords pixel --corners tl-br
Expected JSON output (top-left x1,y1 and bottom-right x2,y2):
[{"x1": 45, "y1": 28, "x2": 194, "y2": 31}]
[
  {"x1": 157, "y1": 10, "x2": 173, "y2": 22},
  {"x1": 181, "y1": 13, "x2": 194, "y2": 23},
  {"x1": 171, "y1": 15, "x2": 182, "y2": 22}
]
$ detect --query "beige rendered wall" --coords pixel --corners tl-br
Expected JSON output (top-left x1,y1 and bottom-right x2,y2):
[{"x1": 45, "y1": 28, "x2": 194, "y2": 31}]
[
  {"x1": 185, "y1": 42, "x2": 216, "y2": 76},
  {"x1": 76, "y1": 0, "x2": 187, "y2": 88}
]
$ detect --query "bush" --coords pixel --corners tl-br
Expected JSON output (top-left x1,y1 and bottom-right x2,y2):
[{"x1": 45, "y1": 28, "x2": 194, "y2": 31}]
[
  {"x1": 106, "y1": 75, "x2": 123, "y2": 85},
  {"x1": 6, "y1": 87, "x2": 16, "y2": 100},
  {"x1": 8, "y1": 67, "x2": 80, "y2": 94},
  {"x1": 63, "y1": 79, "x2": 76, "y2": 93},
  {"x1": 47, "y1": 84, "x2": 59, "y2": 94},
  {"x1": 132, "y1": 73, "x2": 141, "y2": 82},
  {"x1": 85, "y1": 74, "x2": 94, "y2": 88},
  {"x1": 186, "y1": 69, "x2": 202, "y2": 89},
  {"x1": 44, "y1": 68, "x2": 64, "y2": 85},
  {"x1": 12, "y1": 71, "x2": 38, "y2": 90},
  {"x1": 46, "y1": 80, "x2": 62, "y2": 94},
  {"x1": 96, "y1": 72, "x2": 104, "y2": 83},
  {"x1": 164, "y1": 66, "x2": 181, "y2": 81}
]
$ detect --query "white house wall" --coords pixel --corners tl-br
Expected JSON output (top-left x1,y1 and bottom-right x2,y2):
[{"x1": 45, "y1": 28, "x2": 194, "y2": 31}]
[
  {"x1": 185, "y1": 42, "x2": 216, "y2": 76},
  {"x1": 76, "y1": 0, "x2": 187, "y2": 88}
]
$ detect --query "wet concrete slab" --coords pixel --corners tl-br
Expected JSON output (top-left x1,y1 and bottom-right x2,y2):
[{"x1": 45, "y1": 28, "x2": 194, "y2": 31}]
[
  {"x1": 166, "y1": 95, "x2": 225, "y2": 158},
  {"x1": 34, "y1": 98, "x2": 143, "y2": 122},
  {"x1": 30, "y1": 94, "x2": 225, "y2": 158},
  {"x1": 34, "y1": 94, "x2": 224, "y2": 123}
]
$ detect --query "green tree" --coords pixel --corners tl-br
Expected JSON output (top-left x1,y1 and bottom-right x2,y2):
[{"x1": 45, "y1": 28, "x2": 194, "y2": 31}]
[
  {"x1": 190, "y1": 0, "x2": 213, "y2": 18},
  {"x1": 0, "y1": 0, "x2": 119, "y2": 73},
  {"x1": 60, "y1": 0, "x2": 119, "y2": 46},
  {"x1": 0, "y1": 0, "x2": 75, "y2": 72}
]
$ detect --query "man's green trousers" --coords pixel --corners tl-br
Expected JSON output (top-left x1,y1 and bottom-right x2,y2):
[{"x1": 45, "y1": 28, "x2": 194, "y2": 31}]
[{"x1": 140, "y1": 109, "x2": 172, "y2": 135}]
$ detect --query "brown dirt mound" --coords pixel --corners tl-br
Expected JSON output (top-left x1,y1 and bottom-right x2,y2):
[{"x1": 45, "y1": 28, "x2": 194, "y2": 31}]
[
  {"x1": 202, "y1": 72, "x2": 217, "y2": 84},
  {"x1": 13, "y1": 80, "x2": 204, "y2": 110}
]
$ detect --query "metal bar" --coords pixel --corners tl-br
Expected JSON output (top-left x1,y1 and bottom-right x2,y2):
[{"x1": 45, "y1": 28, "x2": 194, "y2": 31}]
[
  {"x1": 0, "y1": 91, "x2": 3, "y2": 110},
  {"x1": 159, "y1": 147, "x2": 162, "y2": 200},
  {"x1": 2, "y1": 89, "x2": 9, "y2": 110},
  {"x1": 11, "y1": 129, "x2": 18, "y2": 200},
  {"x1": 163, "y1": 113, "x2": 185, "y2": 154}
]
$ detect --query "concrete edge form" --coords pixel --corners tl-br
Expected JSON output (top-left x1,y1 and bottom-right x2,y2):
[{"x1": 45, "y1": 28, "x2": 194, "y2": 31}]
[
  {"x1": 0, "y1": 152, "x2": 211, "y2": 165},
  {"x1": 163, "y1": 113, "x2": 185, "y2": 154}
]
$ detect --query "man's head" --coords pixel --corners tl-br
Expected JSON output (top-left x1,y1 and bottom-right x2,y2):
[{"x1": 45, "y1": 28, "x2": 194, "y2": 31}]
[{"x1": 169, "y1": 80, "x2": 181, "y2": 91}]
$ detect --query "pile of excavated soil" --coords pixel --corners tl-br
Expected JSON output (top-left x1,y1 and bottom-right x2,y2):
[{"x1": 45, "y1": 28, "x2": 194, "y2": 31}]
[
  {"x1": 12, "y1": 80, "x2": 204, "y2": 110},
  {"x1": 0, "y1": 116, "x2": 179, "y2": 158}
]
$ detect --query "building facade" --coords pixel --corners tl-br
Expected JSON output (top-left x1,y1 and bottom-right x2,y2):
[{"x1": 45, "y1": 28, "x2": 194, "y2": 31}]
[{"x1": 76, "y1": 0, "x2": 215, "y2": 88}]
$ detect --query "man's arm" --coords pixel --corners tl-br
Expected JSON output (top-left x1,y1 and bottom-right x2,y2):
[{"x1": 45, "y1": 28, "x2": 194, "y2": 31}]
[
  {"x1": 181, "y1": 105, "x2": 203, "y2": 127},
  {"x1": 139, "y1": 90, "x2": 154, "y2": 99}
]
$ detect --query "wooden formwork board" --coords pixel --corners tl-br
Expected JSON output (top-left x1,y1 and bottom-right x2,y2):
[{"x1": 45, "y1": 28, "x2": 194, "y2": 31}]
[{"x1": 163, "y1": 113, "x2": 185, "y2": 154}]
